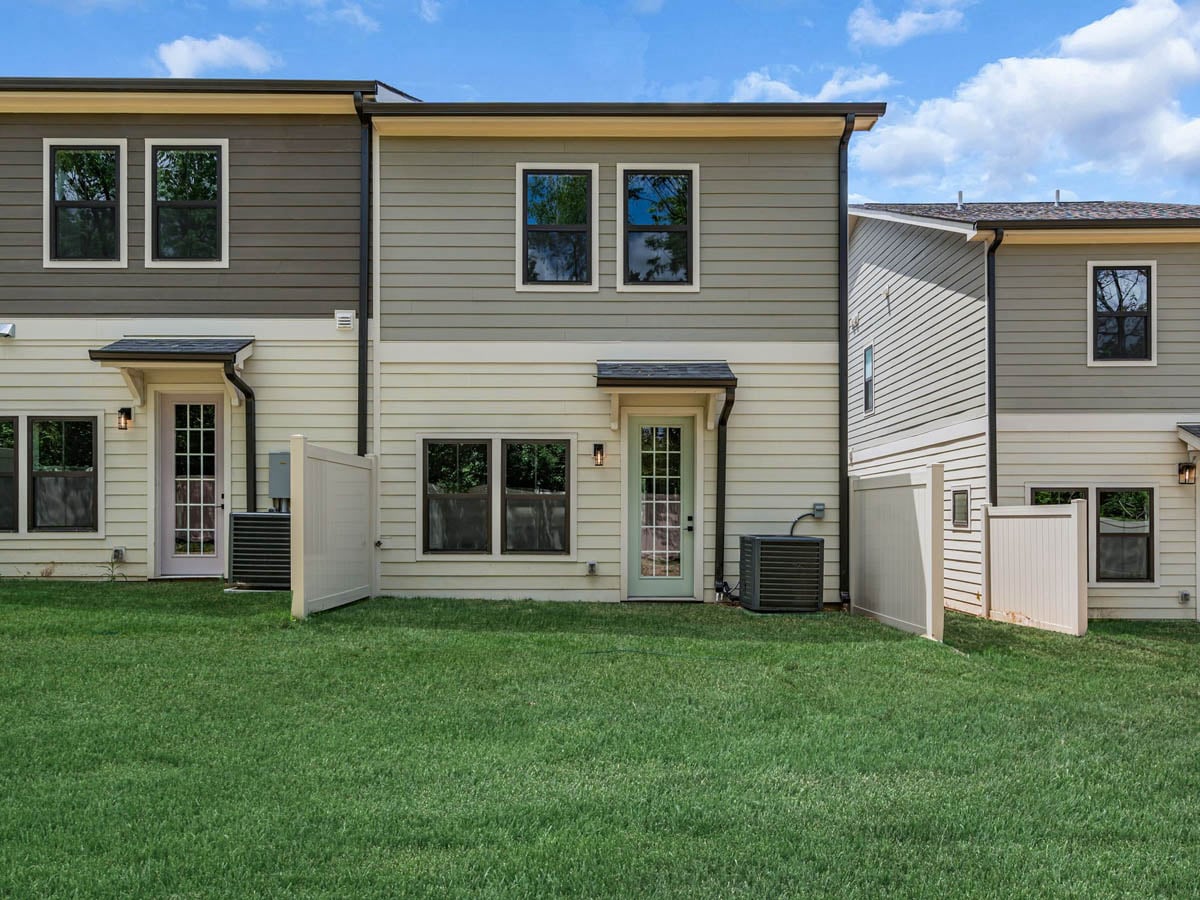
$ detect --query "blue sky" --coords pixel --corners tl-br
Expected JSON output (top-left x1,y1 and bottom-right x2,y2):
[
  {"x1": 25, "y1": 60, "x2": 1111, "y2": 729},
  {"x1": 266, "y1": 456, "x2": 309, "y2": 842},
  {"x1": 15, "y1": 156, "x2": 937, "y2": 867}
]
[{"x1": 7, "y1": 0, "x2": 1200, "y2": 202}]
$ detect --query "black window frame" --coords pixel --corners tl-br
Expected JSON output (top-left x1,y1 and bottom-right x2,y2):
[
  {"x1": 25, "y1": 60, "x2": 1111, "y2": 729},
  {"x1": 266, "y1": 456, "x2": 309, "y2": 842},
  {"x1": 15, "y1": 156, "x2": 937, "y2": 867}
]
[
  {"x1": 622, "y1": 168, "x2": 694, "y2": 286},
  {"x1": 1092, "y1": 265, "x2": 1152, "y2": 362},
  {"x1": 0, "y1": 417, "x2": 17, "y2": 533},
  {"x1": 49, "y1": 144, "x2": 121, "y2": 261},
  {"x1": 951, "y1": 488, "x2": 969, "y2": 529},
  {"x1": 863, "y1": 345, "x2": 874, "y2": 413},
  {"x1": 151, "y1": 144, "x2": 223, "y2": 262},
  {"x1": 521, "y1": 168, "x2": 593, "y2": 286},
  {"x1": 1095, "y1": 487, "x2": 1154, "y2": 583},
  {"x1": 28, "y1": 416, "x2": 98, "y2": 533},
  {"x1": 422, "y1": 439, "x2": 492, "y2": 555},
  {"x1": 500, "y1": 439, "x2": 571, "y2": 556}
]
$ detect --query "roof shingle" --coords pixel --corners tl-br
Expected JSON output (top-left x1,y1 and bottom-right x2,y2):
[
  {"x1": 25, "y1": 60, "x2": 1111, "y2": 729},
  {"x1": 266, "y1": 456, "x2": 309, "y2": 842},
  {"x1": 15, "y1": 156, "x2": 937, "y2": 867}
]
[{"x1": 852, "y1": 201, "x2": 1200, "y2": 228}]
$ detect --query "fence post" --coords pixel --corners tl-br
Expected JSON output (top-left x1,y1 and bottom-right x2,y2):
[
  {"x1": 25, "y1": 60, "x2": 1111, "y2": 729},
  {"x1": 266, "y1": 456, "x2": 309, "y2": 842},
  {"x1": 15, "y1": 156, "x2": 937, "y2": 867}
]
[
  {"x1": 289, "y1": 434, "x2": 307, "y2": 620},
  {"x1": 1071, "y1": 498, "x2": 1088, "y2": 636},
  {"x1": 367, "y1": 453, "x2": 379, "y2": 599},
  {"x1": 925, "y1": 464, "x2": 944, "y2": 641},
  {"x1": 847, "y1": 474, "x2": 859, "y2": 612},
  {"x1": 980, "y1": 502, "x2": 992, "y2": 620}
]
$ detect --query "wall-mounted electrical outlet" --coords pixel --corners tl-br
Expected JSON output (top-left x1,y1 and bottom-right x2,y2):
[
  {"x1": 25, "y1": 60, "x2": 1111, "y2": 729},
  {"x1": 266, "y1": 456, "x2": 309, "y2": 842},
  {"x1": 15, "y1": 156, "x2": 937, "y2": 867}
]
[{"x1": 812, "y1": 503, "x2": 826, "y2": 520}]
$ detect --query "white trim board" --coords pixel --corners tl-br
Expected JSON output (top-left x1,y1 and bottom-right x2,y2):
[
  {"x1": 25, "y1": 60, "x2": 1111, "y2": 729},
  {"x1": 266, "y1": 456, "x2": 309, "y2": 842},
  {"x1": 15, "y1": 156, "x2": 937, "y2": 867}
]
[
  {"x1": 849, "y1": 206, "x2": 981, "y2": 238},
  {"x1": 514, "y1": 163, "x2": 600, "y2": 293},
  {"x1": 143, "y1": 138, "x2": 231, "y2": 269},
  {"x1": 998, "y1": 413, "x2": 1200, "y2": 432},
  {"x1": 849, "y1": 417, "x2": 987, "y2": 465},
  {"x1": 375, "y1": 341, "x2": 838, "y2": 365},
  {"x1": 42, "y1": 138, "x2": 129, "y2": 269},
  {"x1": 5, "y1": 317, "x2": 360, "y2": 343},
  {"x1": 615, "y1": 163, "x2": 701, "y2": 294}
]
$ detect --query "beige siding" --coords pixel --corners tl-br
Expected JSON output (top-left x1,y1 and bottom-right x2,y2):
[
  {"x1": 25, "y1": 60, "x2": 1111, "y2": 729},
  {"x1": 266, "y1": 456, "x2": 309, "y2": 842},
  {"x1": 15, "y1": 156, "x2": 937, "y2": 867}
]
[
  {"x1": 998, "y1": 418, "x2": 1196, "y2": 619},
  {"x1": 847, "y1": 216, "x2": 988, "y2": 445},
  {"x1": 0, "y1": 115, "x2": 362, "y2": 317},
  {"x1": 0, "y1": 319, "x2": 358, "y2": 579},
  {"x1": 377, "y1": 137, "x2": 839, "y2": 341},
  {"x1": 850, "y1": 428, "x2": 988, "y2": 613},
  {"x1": 377, "y1": 347, "x2": 840, "y2": 603},
  {"x1": 996, "y1": 243, "x2": 1200, "y2": 411}
]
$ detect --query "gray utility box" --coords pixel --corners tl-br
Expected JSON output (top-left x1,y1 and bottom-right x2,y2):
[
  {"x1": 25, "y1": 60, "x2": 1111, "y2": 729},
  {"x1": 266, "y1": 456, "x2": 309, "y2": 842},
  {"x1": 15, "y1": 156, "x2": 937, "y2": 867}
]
[
  {"x1": 268, "y1": 451, "x2": 291, "y2": 500},
  {"x1": 739, "y1": 535, "x2": 825, "y2": 613}
]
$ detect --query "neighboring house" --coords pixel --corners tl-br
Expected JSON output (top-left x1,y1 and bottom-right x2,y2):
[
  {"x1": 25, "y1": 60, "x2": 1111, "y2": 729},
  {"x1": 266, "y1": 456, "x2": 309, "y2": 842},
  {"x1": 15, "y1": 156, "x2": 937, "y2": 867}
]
[
  {"x1": 0, "y1": 78, "x2": 411, "y2": 579},
  {"x1": 848, "y1": 200, "x2": 1200, "y2": 620},
  {"x1": 367, "y1": 101, "x2": 883, "y2": 603}
]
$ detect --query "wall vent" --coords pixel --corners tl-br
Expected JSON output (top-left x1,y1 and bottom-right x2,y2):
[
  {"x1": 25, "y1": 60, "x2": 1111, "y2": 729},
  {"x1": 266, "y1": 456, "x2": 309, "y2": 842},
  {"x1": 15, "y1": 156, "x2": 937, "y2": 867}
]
[
  {"x1": 334, "y1": 309, "x2": 356, "y2": 331},
  {"x1": 739, "y1": 535, "x2": 824, "y2": 612}
]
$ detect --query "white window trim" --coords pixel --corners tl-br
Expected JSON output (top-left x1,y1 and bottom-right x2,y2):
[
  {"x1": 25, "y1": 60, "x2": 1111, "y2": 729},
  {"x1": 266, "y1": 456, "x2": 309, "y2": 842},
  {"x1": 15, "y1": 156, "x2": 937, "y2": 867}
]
[
  {"x1": 42, "y1": 138, "x2": 128, "y2": 269},
  {"x1": 414, "y1": 433, "x2": 579, "y2": 561},
  {"x1": 615, "y1": 162, "x2": 701, "y2": 293},
  {"x1": 514, "y1": 163, "x2": 599, "y2": 293},
  {"x1": 1025, "y1": 482, "x2": 1160, "y2": 588},
  {"x1": 0, "y1": 411, "x2": 107, "y2": 540},
  {"x1": 949, "y1": 484, "x2": 971, "y2": 531},
  {"x1": 1086, "y1": 260, "x2": 1157, "y2": 367},
  {"x1": 144, "y1": 138, "x2": 230, "y2": 269}
]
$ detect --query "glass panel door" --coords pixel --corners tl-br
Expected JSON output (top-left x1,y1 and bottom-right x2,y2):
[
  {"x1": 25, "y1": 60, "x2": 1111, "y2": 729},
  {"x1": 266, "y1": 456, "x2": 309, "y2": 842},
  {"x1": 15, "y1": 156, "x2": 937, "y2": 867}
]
[
  {"x1": 159, "y1": 396, "x2": 224, "y2": 577},
  {"x1": 627, "y1": 416, "x2": 694, "y2": 599}
]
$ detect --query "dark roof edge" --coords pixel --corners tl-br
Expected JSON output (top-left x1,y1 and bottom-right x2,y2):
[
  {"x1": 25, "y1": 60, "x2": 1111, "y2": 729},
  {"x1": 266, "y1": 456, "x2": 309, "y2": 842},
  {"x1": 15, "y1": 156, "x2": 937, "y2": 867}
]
[
  {"x1": 89, "y1": 349, "x2": 244, "y2": 362},
  {"x1": 976, "y1": 218, "x2": 1200, "y2": 230},
  {"x1": 363, "y1": 101, "x2": 887, "y2": 117},
  {"x1": 0, "y1": 77, "x2": 382, "y2": 94},
  {"x1": 596, "y1": 376, "x2": 738, "y2": 387}
]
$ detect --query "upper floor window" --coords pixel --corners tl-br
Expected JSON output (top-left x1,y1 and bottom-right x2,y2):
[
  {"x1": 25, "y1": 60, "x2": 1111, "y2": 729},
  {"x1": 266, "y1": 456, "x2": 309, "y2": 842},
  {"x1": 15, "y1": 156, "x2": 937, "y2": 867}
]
[
  {"x1": 44, "y1": 140, "x2": 127, "y2": 267},
  {"x1": 146, "y1": 139, "x2": 229, "y2": 268},
  {"x1": 618, "y1": 164, "x2": 699, "y2": 292},
  {"x1": 863, "y1": 345, "x2": 874, "y2": 412},
  {"x1": 1089, "y1": 263, "x2": 1155, "y2": 365},
  {"x1": 517, "y1": 165, "x2": 598, "y2": 291}
]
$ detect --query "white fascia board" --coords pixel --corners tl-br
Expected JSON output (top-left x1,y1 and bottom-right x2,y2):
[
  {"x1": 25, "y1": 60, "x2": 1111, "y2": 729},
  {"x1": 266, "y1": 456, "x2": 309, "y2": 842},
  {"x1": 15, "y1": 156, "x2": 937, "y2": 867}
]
[{"x1": 849, "y1": 207, "x2": 980, "y2": 239}]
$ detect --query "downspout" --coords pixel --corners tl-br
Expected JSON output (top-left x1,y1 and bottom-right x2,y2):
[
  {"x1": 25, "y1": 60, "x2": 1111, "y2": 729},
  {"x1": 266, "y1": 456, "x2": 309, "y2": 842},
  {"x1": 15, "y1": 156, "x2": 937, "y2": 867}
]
[
  {"x1": 714, "y1": 385, "x2": 737, "y2": 598},
  {"x1": 986, "y1": 228, "x2": 1005, "y2": 505},
  {"x1": 223, "y1": 362, "x2": 256, "y2": 513},
  {"x1": 354, "y1": 91, "x2": 371, "y2": 457},
  {"x1": 837, "y1": 113, "x2": 855, "y2": 603}
]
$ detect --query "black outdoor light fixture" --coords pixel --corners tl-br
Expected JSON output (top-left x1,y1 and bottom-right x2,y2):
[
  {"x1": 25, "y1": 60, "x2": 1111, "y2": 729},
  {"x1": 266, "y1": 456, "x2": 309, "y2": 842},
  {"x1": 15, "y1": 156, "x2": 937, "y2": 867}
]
[
  {"x1": 1180, "y1": 460, "x2": 1197, "y2": 485},
  {"x1": 117, "y1": 407, "x2": 133, "y2": 431},
  {"x1": 593, "y1": 443, "x2": 606, "y2": 467}
]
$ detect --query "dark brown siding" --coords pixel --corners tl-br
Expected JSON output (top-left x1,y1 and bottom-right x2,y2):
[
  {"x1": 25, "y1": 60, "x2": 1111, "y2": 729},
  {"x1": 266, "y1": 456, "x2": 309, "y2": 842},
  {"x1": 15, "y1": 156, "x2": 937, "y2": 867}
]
[{"x1": 0, "y1": 114, "x2": 360, "y2": 316}]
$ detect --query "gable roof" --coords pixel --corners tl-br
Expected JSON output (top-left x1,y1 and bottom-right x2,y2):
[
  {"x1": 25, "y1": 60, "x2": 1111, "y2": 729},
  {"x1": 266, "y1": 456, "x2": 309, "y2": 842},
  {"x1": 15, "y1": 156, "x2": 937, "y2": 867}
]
[{"x1": 852, "y1": 201, "x2": 1200, "y2": 230}]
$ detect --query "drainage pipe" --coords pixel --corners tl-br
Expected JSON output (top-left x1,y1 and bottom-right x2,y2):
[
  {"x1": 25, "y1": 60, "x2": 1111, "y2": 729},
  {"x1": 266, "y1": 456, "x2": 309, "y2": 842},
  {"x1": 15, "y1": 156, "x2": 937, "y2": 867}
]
[
  {"x1": 986, "y1": 228, "x2": 1005, "y2": 504},
  {"x1": 837, "y1": 113, "x2": 855, "y2": 602},
  {"x1": 354, "y1": 90, "x2": 371, "y2": 457},
  {"x1": 713, "y1": 385, "x2": 737, "y2": 598},
  {"x1": 223, "y1": 362, "x2": 257, "y2": 513}
]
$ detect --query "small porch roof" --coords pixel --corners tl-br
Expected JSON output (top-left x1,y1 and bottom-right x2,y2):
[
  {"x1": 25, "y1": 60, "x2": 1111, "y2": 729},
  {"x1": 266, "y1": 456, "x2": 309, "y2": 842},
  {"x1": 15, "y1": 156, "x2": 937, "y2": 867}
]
[
  {"x1": 89, "y1": 337, "x2": 255, "y2": 407},
  {"x1": 1178, "y1": 424, "x2": 1200, "y2": 450},
  {"x1": 596, "y1": 361, "x2": 736, "y2": 430}
]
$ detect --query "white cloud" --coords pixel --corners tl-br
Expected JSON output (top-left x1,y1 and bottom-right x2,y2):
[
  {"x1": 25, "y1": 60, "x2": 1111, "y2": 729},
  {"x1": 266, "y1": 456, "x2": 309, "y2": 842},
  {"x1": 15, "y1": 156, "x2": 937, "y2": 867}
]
[
  {"x1": 731, "y1": 66, "x2": 893, "y2": 102},
  {"x1": 853, "y1": 0, "x2": 1200, "y2": 197},
  {"x1": 848, "y1": 0, "x2": 970, "y2": 47},
  {"x1": 331, "y1": 2, "x2": 378, "y2": 30},
  {"x1": 156, "y1": 34, "x2": 278, "y2": 78},
  {"x1": 232, "y1": 0, "x2": 380, "y2": 31},
  {"x1": 417, "y1": 0, "x2": 441, "y2": 22}
]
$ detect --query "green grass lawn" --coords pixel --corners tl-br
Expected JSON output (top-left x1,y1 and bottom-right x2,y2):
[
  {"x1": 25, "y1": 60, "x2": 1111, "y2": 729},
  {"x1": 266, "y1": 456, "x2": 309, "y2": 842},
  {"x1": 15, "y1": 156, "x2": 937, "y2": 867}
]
[{"x1": 2, "y1": 583, "x2": 1198, "y2": 898}]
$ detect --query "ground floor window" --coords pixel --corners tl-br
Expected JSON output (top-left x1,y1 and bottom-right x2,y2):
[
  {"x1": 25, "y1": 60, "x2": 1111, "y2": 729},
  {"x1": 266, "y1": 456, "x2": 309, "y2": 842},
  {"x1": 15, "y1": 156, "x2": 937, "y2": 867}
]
[
  {"x1": 424, "y1": 440, "x2": 490, "y2": 553},
  {"x1": 29, "y1": 417, "x2": 97, "y2": 531},
  {"x1": 0, "y1": 418, "x2": 15, "y2": 532},
  {"x1": 1030, "y1": 485, "x2": 1154, "y2": 584},
  {"x1": 502, "y1": 440, "x2": 569, "y2": 554}
]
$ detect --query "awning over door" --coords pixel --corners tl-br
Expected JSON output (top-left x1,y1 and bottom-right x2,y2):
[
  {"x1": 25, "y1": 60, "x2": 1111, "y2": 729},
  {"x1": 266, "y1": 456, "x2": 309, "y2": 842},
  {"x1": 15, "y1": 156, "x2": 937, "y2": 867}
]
[
  {"x1": 596, "y1": 360, "x2": 737, "y2": 430},
  {"x1": 1178, "y1": 424, "x2": 1200, "y2": 450},
  {"x1": 89, "y1": 337, "x2": 255, "y2": 407}
]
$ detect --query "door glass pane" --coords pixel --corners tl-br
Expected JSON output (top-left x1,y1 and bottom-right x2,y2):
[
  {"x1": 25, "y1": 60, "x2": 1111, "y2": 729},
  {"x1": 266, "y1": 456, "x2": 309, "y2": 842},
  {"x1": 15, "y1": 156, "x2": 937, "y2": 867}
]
[
  {"x1": 173, "y1": 403, "x2": 218, "y2": 558},
  {"x1": 639, "y1": 425, "x2": 683, "y2": 579}
]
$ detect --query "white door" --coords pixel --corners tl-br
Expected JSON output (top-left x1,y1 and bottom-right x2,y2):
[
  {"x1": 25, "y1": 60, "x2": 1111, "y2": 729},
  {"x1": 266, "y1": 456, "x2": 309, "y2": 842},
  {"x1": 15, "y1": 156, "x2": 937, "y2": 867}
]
[{"x1": 159, "y1": 395, "x2": 225, "y2": 577}]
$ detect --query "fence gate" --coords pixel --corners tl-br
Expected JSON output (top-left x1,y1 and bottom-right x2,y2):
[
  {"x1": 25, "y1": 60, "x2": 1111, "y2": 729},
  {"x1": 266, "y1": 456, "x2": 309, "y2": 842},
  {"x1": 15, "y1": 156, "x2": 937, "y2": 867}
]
[
  {"x1": 290, "y1": 434, "x2": 377, "y2": 619},
  {"x1": 982, "y1": 500, "x2": 1087, "y2": 635},
  {"x1": 849, "y1": 465, "x2": 944, "y2": 640}
]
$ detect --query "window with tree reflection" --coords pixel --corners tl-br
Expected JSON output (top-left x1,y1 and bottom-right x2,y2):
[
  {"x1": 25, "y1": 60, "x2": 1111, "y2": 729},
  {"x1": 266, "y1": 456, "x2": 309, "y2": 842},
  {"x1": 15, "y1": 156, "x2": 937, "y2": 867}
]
[
  {"x1": 50, "y1": 147, "x2": 119, "y2": 260},
  {"x1": 0, "y1": 419, "x2": 15, "y2": 532},
  {"x1": 523, "y1": 170, "x2": 591, "y2": 284},
  {"x1": 29, "y1": 418, "x2": 96, "y2": 531},
  {"x1": 1093, "y1": 266, "x2": 1151, "y2": 361},
  {"x1": 153, "y1": 146, "x2": 222, "y2": 260},
  {"x1": 424, "y1": 441, "x2": 490, "y2": 552},
  {"x1": 1096, "y1": 488, "x2": 1153, "y2": 582},
  {"x1": 624, "y1": 170, "x2": 692, "y2": 284},
  {"x1": 502, "y1": 440, "x2": 568, "y2": 554}
]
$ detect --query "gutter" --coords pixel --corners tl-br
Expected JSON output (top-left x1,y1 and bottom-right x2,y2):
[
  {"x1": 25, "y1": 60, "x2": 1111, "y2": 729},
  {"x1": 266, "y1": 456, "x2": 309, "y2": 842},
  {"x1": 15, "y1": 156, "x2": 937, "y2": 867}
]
[
  {"x1": 223, "y1": 362, "x2": 257, "y2": 513},
  {"x1": 355, "y1": 91, "x2": 371, "y2": 457},
  {"x1": 713, "y1": 385, "x2": 737, "y2": 599},
  {"x1": 361, "y1": 100, "x2": 888, "y2": 118},
  {"x1": 986, "y1": 228, "x2": 1005, "y2": 505},
  {"x1": 838, "y1": 113, "x2": 855, "y2": 603}
]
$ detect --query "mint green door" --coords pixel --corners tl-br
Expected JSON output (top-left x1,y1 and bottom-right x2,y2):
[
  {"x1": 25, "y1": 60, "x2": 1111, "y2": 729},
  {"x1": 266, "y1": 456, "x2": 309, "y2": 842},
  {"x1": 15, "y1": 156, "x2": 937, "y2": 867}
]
[{"x1": 627, "y1": 417, "x2": 695, "y2": 599}]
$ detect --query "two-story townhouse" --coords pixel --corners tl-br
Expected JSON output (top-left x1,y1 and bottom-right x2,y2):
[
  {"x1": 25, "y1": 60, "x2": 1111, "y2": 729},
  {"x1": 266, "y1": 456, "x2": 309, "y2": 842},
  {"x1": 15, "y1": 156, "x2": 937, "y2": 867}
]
[
  {"x1": 0, "y1": 78, "x2": 411, "y2": 580},
  {"x1": 366, "y1": 102, "x2": 884, "y2": 604},
  {"x1": 847, "y1": 200, "x2": 1200, "y2": 620}
]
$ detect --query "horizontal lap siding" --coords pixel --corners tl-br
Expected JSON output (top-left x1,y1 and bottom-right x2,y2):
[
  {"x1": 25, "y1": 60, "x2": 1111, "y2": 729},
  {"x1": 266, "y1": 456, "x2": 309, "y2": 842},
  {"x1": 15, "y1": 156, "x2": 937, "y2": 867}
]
[
  {"x1": 996, "y1": 243, "x2": 1200, "y2": 411},
  {"x1": 998, "y1": 423, "x2": 1196, "y2": 618},
  {"x1": 378, "y1": 138, "x2": 838, "y2": 341},
  {"x1": 0, "y1": 115, "x2": 361, "y2": 317},
  {"x1": 847, "y1": 217, "x2": 988, "y2": 445},
  {"x1": 850, "y1": 431, "x2": 987, "y2": 613},
  {"x1": 377, "y1": 352, "x2": 840, "y2": 603}
]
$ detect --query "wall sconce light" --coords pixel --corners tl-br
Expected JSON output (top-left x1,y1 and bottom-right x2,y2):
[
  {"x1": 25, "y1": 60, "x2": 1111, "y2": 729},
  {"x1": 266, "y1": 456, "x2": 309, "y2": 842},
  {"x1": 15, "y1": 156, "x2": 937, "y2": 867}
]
[
  {"x1": 117, "y1": 407, "x2": 133, "y2": 431},
  {"x1": 1180, "y1": 460, "x2": 1197, "y2": 485},
  {"x1": 593, "y1": 443, "x2": 606, "y2": 467}
]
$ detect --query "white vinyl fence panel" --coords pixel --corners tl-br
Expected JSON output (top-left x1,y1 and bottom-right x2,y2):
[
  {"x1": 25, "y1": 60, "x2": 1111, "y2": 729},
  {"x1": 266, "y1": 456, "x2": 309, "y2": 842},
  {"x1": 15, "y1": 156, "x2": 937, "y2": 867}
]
[
  {"x1": 849, "y1": 465, "x2": 944, "y2": 640},
  {"x1": 982, "y1": 500, "x2": 1087, "y2": 636},
  {"x1": 290, "y1": 434, "x2": 377, "y2": 619}
]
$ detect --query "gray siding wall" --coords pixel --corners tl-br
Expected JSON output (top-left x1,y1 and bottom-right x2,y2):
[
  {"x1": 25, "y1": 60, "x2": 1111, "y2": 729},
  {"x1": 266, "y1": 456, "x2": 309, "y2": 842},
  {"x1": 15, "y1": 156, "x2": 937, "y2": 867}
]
[
  {"x1": 847, "y1": 216, "x2": 988, "y2": 446},
  {"x1": 996, "y1": 243, "x2": 1200, "y2": 411},
  {"x1": 0, "y1": 114, "x2": 361, "y2": 317},
  {"x1": 378, "y1": 137, "x2": 838, "y2": 341}
]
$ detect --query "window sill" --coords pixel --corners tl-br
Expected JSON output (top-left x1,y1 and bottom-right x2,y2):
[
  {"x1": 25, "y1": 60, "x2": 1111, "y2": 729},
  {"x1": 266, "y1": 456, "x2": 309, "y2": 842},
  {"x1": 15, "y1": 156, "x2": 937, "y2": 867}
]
[
  {"x1": 415, "y1": 552, "x2": 578, "y2": 563},
  {"x1": 515, "y1": 282, "x2": 598, "y2": 293},
  {"x1": 144, "y1": 259, "x2": 229, "y2": 269},
  {"x1": 1088, "y1": 581, "x2": 1159, "y2": 589},
  {"x1": 43, "y1": 259, "x2": 127, "y2": 269},
  {"x1": 1086, "y1": 359, "x2": 1157, "y2": 368},
  {"x1": 5, "y1": 529, "x2": 106, "y2": 540},
  {"x1": 616, "y1": 282, "x2": 700, "y2": 294}
]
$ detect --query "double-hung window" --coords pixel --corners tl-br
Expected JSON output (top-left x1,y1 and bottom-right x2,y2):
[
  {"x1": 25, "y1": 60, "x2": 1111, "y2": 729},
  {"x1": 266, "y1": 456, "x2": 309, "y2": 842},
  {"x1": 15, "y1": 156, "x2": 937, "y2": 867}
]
[
  {"x1": 0, "y1": 418, "x2": 16, "y2": 533},
  {"x1": 518, "y1": 165, "x2": 597, "y2": 290},
  {"x1": 45, "y1": 140, "x2": 126, "y2": 266},
  {"x1": 424, "y1": 440, "x2": 491, "y2": 553},
  {"x1": 1030, "y1": 487, "x2": 1154, "y2": 583},
  {"x1": 502, "y1": 440, "x2": 569, "y2": 554},
  {"x1": 29, "y1": 417, "x2": 98, "y2": 532},
  {"x1": 1089, "y1": 263, "x2": 1154, "y2": 364},
  {"x1": 618, "y1": 164, "x2": 698, "y2": 290},
  {"x1": 147, "y1": 140, "x2": 228, "y2": 266}
]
